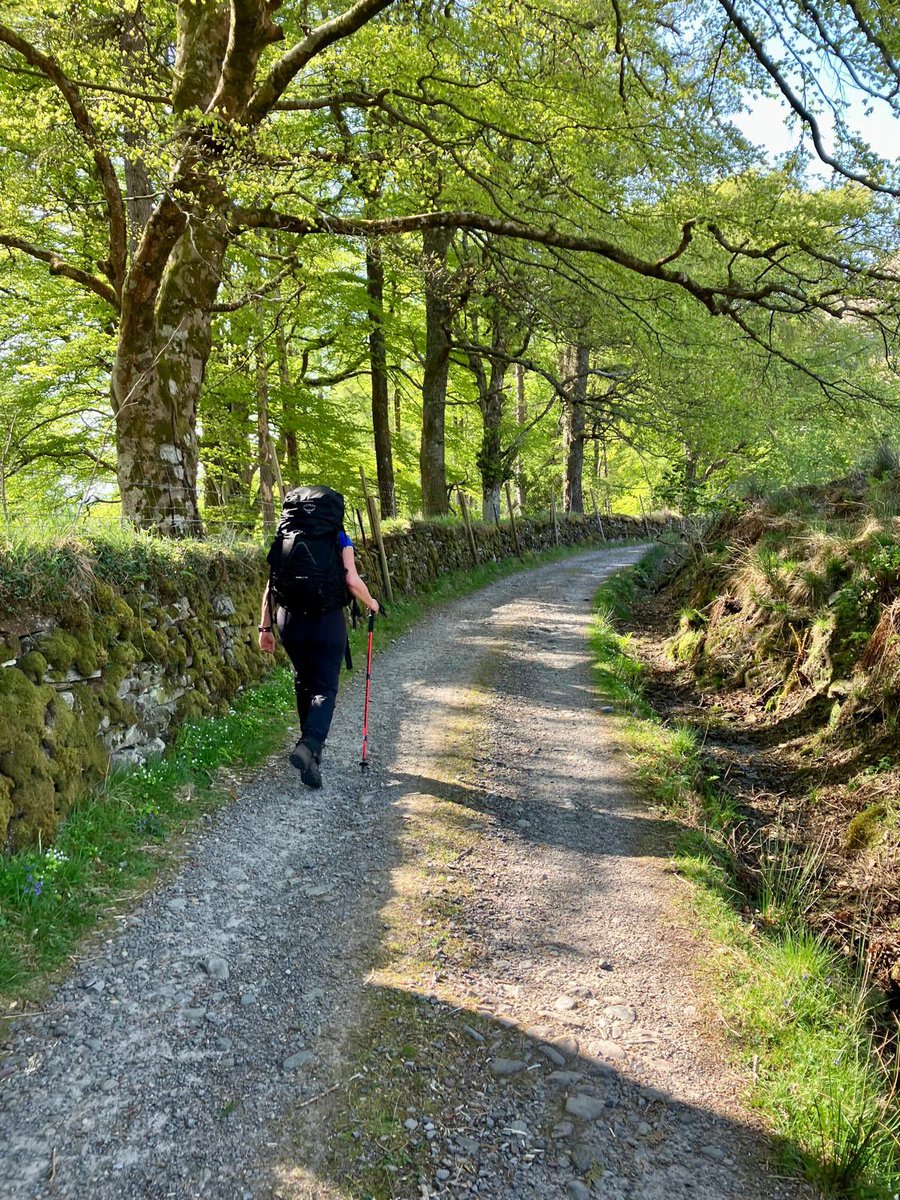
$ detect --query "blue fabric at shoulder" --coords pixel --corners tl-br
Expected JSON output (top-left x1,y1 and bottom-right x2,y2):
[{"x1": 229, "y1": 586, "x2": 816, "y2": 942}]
[{"x1": 338, "y1": 530, "x2": 354, "y2": 549}]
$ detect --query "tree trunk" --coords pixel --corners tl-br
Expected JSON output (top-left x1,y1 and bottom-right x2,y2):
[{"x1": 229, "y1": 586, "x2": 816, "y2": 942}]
[
  {"x1": 111, "y1": 0, "x2": 233, "y2": 538},
  {"x1": 0, "y1": 425, "x2": 9, "y2": 524},
  {"x1": 275, "y1": 318, "x2": 300, "y2": 487},
  {"x1": 515, "y1": 362, "x2": 527, "y2": 512},
  {"x1": 121, "y1": 5, "x2": 154, "y2": 260},
  {"x1": 112, "y1": 211, "x2": 227, "y2": 536},
  {"x1": 420, "y1": 227, "x2": 453, "y2": 516},
  {"x1": 683, "y1": 442, "x2": 699, "y2": 515},
  {"x1": 563, "y1": 344, "x2": 588, "y2": 513},
  {"x1": 478, "y1": 359, "x2": 507, "y2": 522},
  {"x1": 366, "y1": 243, "x2": 396, "y2": 518},
  {"x1": 256, "y1": 344, "x2": 276, "y2": 529}
]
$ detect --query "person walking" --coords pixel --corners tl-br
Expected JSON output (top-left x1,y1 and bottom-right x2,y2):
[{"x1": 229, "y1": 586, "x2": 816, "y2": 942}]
[{"x1": 258, "y1": 485, "x2": 379, "y2": 788}]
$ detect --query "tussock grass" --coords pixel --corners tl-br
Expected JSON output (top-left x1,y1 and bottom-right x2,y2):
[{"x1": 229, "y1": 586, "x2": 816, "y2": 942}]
[
  {"x1": 590, "y1": 555, "x2": 900, "y2": 1199},
  {"x1": 0, "y1": 521, "x2": 265, "y2": 617}
]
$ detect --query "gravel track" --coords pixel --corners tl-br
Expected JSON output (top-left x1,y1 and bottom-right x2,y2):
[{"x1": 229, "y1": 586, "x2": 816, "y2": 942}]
[{"x1": 0, "y1": 548, "x2": 808, "y2": 1199}]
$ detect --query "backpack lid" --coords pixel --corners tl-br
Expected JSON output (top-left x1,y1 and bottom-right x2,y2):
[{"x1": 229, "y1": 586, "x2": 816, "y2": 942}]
[{"x1": 278, "y1": 485, "x2": 345, "y2": 538}]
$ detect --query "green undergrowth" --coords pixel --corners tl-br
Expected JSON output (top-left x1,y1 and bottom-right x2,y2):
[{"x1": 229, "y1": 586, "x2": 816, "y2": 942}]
[
  {"x1": 0, "y1": 536, "x2": 629, "y2": 1009},
  {"x1": 590, "y1": 554, "x2": 900, "y2": 1200}
]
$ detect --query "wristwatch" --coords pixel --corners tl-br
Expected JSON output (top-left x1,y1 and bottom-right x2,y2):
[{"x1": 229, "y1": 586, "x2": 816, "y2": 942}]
[{"x1": 258, "y1": 625, "x2": 272, "y2": 633}]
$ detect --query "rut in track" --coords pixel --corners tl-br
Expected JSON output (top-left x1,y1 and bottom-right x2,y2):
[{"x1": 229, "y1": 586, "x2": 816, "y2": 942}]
[{"x1": 0, "y1": 548, "x2": 809, "y2": 1200}]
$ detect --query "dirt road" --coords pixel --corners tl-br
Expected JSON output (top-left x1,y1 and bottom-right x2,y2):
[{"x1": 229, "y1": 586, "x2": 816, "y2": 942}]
[{"x1": 0, "y1": 548, "x2": 806, "y2": 1199}]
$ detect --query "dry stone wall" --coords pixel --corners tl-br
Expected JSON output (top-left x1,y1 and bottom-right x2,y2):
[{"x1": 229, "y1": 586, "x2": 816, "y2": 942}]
[{"x1": 0, "y1": 513, "x2": 662, "y2": 849}]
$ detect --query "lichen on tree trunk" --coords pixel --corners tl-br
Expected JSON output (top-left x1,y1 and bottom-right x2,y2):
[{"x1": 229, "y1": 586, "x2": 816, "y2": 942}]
[
  {"x1": 113, "y1": 213, "x2": 227, "y2": 537},
  {"x1": 420, "y1": 227, "x2": 453, "y2": 517},
  {"x1": 366, "y1": 243, "x2": 396, "y2": 518}
]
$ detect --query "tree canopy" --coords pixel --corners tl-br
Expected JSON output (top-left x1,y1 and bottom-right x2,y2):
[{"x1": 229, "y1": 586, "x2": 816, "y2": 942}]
[{"x1": 1, "y1": 0, "x2": 899, "y2": 533}]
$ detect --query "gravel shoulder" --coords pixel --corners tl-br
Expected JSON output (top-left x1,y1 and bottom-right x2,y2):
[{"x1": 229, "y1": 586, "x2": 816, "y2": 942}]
[{"x1": 0, "y1": 548, "x2": 809, "y2": 1200}]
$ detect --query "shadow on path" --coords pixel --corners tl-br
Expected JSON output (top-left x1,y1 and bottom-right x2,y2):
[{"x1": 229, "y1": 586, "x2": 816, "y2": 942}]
[{"x1": 265, "y1": 979, "x2": 812, "y2": 1200}]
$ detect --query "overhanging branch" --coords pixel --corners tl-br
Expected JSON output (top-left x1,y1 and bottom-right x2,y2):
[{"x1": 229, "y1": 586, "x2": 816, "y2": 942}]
[
  {"x1": 0, "y1": 234, "x2": 119, "y2": 307},
  {"x1": 229, "y1": 205, "x2": 817, "y2": 316},
  {"x1": 717, "y1": 0, "x2": 900, "y2": 198}
]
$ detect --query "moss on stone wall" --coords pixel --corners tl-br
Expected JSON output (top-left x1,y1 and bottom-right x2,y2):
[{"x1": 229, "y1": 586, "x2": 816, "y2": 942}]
[
  {"x1": 0, "y1": 514, "x2": 661, "y2": 850},
  {"x1": 0, "y1": 535, "x2": 272, "y2": 851}
]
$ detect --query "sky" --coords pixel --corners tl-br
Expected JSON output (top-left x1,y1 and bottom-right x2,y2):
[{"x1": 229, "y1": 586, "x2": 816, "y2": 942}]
[
  {"x1": 728, "y1": 36, "x2": 899, "y2": 188},
  {"x1": 733, "y1": 91, "x2": 898, "y2": 168}
]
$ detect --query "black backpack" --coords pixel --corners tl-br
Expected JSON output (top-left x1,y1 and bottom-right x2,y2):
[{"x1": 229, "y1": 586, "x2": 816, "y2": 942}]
[{"x1": 266, "y1": 486, "x2": 351, "y2": 618}]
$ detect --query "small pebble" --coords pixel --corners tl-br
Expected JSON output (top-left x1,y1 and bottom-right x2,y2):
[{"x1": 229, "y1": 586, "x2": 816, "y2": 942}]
[
  {"x1": 701, "y1": 1144, "x2": 726, "y2": 1162},
  {"x1": 565, "y1": 1094, "x2": 606, "y2": 1122},
  {"x1": 489, "y1": 1058, "x2": 527, "y2": 1077},
  {"x1": 201, "y1": 956, "x2": 229, "y2": 982},
  {"x1": 282, "y1": 1051, "x2": 313, "y2": 1071},
  {"x1": 603, "y1": 1005, "x2": 636, "y2": 1024},
  {"x1": 539, "y1": 1044, "x2": 566, "y2": 1067}
]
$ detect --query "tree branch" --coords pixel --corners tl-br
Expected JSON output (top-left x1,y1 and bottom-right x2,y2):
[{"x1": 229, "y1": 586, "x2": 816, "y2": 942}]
[
  {"x1": 246, "y1": 0, "x2": 397, "y2": 123},
  {"x1": 0, "y1": 234, "x2": 119, "y2": 307},
  {"x1": 0, "y1": 63, "x2": 170, "y2": 104},
  {"x1": 0, "y1": 21, "x2": 128, "y2": 296},
  {"x1": 230, "y1": 205, "x2": 803, "y2": 315},
  {"x1": 717, "y1": 0, "x2": 900, "y2": 197},
  {"x1": 211, "y1": 255, "x2": 302, "y2": 312},
  {"x1": 210, "y1": 0, "x2": 284, "y2": 119},
  {"x1": 274, "y1": 88, "x2": 384, "y2": 111}
]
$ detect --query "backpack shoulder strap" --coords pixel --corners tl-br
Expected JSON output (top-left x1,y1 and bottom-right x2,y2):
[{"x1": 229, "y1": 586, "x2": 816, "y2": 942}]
[{"x1": 266, "y1": 529, "x2": 284, "y2": 567}]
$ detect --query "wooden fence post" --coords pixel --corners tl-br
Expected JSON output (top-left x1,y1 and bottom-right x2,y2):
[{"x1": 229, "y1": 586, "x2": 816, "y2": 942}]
[
  {"x1": 638, "y1": 495, "x2": 652, "y2": 539},
  {"x1": 505, "y1": 480, "x2": 523, "y2": 559},
  {"x1": 550, "y1": 492, "x2": 560, "y2": 546},
  {"x1": 590, "y1": 488, "x2": 606, "y2": 541},
  {"x1": 360, "y1": 466, "x2": 394, "y2": 605},
  {"x1": 456, "y1": 486, "x2": 479, "y2": 565},
  {"x1": 355, "y1": 506, "x2": 368, "y2": 548}
]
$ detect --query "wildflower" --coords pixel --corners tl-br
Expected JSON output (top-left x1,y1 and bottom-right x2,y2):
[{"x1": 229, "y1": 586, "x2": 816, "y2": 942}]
[{"x1": 24, "y1": 868, "x2": 43, "y2": 898}]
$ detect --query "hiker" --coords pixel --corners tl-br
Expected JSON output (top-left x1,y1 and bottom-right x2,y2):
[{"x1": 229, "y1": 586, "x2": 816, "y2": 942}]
[{"x1": 258, "y1": 485, "x2": 379, "y2": 789}]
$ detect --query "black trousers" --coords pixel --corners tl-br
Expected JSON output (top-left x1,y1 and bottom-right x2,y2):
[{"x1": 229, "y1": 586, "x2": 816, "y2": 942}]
[{"x1": 276, "y1": 606, "x2": 347, "y2": 756}]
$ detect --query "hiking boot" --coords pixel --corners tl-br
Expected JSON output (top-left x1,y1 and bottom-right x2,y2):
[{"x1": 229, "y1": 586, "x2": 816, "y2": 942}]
[{"x1": 289, "y1": 740, "x2": 322, "y2": 789}]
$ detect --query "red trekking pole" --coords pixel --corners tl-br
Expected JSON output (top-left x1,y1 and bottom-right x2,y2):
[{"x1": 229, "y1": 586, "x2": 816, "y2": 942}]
[{"x1": 360, "y1": 611, "x2": 375, "y2": 772}]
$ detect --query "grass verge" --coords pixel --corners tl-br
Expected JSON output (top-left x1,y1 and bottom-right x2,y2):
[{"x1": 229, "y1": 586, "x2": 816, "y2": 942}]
[
  {"x1": 590, "y1": 553, "x2": 900, "y2": 1200},
  {"x1": 0, "y1": 537, "x2": 629, "y2": 1011}
]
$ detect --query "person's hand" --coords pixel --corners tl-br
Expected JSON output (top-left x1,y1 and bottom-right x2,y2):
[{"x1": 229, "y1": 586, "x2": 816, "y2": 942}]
[
  {"x1": 368, "y1": 598, "x2": 380, "y2": 614},
  {"x1": 258, "y1": 630, "x2": 276, "y2": 653}
]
